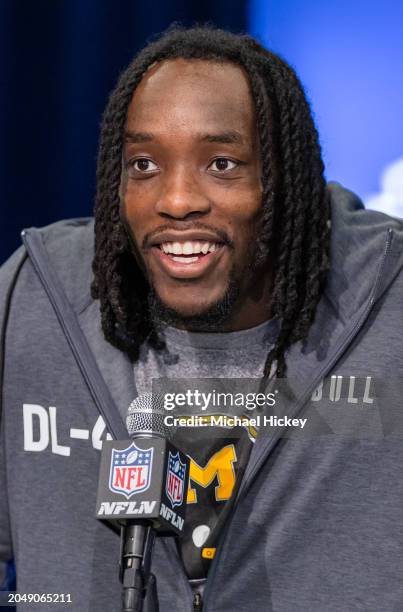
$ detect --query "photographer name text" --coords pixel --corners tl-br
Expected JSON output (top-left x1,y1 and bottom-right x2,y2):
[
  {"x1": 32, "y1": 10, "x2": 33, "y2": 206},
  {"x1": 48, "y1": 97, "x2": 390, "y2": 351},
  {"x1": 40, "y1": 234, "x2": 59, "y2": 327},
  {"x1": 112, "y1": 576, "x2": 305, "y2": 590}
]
[{"x1": 164, "y1": 414, "x2": 307, "y2": 429}]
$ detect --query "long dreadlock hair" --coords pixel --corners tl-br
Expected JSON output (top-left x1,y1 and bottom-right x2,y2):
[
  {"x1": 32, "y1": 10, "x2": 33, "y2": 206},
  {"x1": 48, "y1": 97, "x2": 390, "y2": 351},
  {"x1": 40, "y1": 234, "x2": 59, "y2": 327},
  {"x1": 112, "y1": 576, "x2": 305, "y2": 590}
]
[{"x1": 91, "y1": 25, "x2": 331, "y2": 379}]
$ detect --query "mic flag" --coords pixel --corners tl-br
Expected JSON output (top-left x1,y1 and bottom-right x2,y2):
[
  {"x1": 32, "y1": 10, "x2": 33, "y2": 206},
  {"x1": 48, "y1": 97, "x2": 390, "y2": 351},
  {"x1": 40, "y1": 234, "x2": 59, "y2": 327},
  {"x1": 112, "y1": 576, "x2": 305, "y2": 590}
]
[
  {"x1": 95, "y1": 437, "x2": 189, "y2": 534},
  {"x1": 95, "y1": 393, "x2": 189, "y2": 535}
]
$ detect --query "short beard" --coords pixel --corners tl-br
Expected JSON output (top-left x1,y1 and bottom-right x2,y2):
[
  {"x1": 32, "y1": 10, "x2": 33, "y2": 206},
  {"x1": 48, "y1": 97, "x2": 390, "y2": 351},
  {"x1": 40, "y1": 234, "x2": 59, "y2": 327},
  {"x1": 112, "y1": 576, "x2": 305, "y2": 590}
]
[
  {"x1": 147, "y1": 273, "x2": 242, "y2": 333},
  {"x1": 145, "y1": 228, "x2": 267, "y2": 333}
]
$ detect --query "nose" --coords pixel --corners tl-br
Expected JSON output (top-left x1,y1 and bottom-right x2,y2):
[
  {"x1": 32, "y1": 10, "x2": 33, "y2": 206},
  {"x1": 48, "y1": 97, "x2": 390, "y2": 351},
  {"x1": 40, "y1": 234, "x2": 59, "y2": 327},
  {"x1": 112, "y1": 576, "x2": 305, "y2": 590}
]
[{"x1": 155, "y1": 165, "x2": 211, "y2": 219}]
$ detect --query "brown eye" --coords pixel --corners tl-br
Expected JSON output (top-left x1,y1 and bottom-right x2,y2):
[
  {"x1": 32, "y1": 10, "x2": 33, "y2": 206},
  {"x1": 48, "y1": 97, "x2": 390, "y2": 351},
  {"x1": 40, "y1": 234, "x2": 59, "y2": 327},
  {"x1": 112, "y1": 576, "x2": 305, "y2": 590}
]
[
  {"x1": 209, "y1": 158, "x2": 237, "y2": 172},
  {"x1": 132, "y1": 158, "x2": 158, "y2": 173}
]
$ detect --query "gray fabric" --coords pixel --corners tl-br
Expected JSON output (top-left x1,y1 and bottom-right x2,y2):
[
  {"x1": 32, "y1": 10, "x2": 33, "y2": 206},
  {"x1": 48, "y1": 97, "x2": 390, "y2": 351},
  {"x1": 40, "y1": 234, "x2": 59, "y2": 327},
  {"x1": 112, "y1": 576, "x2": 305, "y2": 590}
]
[
  {"x1": 0, "y1": 183, "x2": 402, "y2": 611},
  {"x1": 134, "y1": 317, "x2": 281, "y2": 396}
]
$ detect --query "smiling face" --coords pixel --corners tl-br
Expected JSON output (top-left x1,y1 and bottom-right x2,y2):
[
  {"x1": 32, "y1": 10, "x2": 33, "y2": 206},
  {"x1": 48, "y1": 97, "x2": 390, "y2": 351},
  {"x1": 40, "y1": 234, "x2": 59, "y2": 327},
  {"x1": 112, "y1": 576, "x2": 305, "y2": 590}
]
[{"x1": 120, "y1": 59, "x2": 273, "y2": 331}]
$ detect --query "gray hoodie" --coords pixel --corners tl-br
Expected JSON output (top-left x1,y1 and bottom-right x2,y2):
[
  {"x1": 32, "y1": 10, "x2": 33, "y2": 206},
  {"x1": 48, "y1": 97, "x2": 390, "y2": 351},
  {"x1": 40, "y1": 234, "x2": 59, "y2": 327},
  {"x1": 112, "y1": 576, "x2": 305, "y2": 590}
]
[{"x1": 0, "y1": 183, "x2": 403, "y2": 611}]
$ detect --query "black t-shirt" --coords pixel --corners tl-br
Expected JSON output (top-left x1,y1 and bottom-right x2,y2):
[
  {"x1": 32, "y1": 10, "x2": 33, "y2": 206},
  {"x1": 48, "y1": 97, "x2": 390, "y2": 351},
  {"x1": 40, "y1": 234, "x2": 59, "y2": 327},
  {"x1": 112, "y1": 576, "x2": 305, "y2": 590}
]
[{"x1": 173, "y1": 415, "x2": 258, "y2": 578}]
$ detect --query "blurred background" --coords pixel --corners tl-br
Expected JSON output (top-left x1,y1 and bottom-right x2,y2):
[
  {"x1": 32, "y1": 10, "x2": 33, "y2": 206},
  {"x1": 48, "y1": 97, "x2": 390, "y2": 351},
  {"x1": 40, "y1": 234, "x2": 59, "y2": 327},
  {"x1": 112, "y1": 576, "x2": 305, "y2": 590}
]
[{"x1": 1, "y1": 0, "x2": 402, "y2": 267}]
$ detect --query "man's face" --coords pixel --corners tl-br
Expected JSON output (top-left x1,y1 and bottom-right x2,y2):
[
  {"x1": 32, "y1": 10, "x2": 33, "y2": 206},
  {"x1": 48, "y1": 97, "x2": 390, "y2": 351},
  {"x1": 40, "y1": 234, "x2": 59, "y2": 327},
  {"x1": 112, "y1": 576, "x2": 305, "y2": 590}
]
[{"x1": 120, "y1": 59, "x2": 270, "y2": 330}]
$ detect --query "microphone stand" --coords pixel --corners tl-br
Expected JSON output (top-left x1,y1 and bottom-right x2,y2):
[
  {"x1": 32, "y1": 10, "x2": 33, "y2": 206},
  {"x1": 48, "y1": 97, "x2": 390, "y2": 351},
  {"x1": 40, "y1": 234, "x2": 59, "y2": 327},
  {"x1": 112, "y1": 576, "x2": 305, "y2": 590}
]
[{"x1": 119, "y1": 522, "x2": 157, "y2": 612}]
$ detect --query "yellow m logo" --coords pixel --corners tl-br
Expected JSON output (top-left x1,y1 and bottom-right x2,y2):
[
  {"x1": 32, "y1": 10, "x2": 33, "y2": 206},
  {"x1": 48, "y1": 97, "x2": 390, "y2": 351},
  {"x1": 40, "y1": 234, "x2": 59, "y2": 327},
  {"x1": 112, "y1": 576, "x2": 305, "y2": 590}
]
[{"x1": 187, "y1": 444, "x2": 237, "y2": 503}]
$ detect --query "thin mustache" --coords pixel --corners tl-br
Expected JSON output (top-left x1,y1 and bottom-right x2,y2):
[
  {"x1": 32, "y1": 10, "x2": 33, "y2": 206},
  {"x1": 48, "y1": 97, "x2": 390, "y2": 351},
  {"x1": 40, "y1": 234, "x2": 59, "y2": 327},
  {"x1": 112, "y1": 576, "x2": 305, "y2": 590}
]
[{"x1": 142, "y1": 223, "x2": 232, "y2": 249}]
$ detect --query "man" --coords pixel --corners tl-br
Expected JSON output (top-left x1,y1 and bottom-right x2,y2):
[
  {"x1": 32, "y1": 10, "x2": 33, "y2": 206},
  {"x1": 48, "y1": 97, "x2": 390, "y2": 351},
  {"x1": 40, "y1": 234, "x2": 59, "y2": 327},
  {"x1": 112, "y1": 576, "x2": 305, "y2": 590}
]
[{"x1": 1, "y1": 26, "x2": 402, "y2": 612}]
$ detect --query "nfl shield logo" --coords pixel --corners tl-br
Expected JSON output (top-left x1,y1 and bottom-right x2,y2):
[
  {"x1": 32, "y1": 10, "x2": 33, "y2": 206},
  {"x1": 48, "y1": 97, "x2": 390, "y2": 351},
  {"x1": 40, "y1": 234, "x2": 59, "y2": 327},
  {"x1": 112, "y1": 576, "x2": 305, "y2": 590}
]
[
  {"x1": 166, "y1": 451, "x2": 187, "y2": 508},
  {"x1": 109, "y1": 442, "x2": 153, "y2": 499}
]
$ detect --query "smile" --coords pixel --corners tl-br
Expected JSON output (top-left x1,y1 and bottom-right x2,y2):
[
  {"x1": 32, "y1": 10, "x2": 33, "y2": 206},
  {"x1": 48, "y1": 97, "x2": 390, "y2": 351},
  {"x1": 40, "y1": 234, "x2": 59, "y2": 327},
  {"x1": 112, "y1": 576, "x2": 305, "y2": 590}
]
[
  {"x1": 161, "y1": 240, "x2": 218, "y2": 259},
  {"x1": 151, "y1": 240, "x2": 226, "y2": 279}
]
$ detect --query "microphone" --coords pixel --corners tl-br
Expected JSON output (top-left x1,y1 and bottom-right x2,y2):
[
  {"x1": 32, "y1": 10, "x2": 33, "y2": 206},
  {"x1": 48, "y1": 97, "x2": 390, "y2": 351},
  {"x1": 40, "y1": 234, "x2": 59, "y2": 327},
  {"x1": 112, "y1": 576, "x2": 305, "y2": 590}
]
[
  {"x1": 126, "y1": 392, "x2": 173, "y2": 439},
  {"x1": 95, "y1": 394, "x2": 190, "y2": 612}
]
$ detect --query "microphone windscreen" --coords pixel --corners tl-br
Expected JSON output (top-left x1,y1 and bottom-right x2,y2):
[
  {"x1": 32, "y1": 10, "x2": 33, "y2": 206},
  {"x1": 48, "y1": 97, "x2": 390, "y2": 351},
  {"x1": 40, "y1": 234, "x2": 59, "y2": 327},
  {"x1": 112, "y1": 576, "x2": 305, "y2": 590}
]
[{"x1": 126, "y1": 393, "x2": 174, "y2": 438}]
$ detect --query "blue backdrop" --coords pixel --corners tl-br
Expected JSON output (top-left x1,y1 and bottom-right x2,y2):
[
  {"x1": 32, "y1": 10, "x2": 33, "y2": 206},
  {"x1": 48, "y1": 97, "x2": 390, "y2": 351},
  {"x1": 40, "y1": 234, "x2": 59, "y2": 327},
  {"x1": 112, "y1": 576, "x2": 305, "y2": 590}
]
[
  {"x1": 249, "y1": 0, "x2": 403, "y2": 218},
  {"x1": 0, "y1": 0, "x2": 246, "y2": 265}
]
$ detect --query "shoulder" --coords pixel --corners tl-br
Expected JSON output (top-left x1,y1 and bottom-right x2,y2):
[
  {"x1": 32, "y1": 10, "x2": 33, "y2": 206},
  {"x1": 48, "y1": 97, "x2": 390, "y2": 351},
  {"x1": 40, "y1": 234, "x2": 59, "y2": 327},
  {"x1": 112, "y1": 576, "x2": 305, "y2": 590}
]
[
  {"x1": 32, "y1": 216, "x2": 94, "y2": 263},
  {"x1": 327, "y1": 181, "x2": 403, "y2": 264},
  {"x1": 0, "y1": 246, "x2": 28, "y2": 334},
  {"x1": 328, "y1": 182, "x2": 403, "y2": 234},
  {"x1": 0, "y1": 245, "x2": 27, "y2": 290},
  {"x1": 0, "y1": 218, "x2": 95, "y2": 313},
  {"x1": 325, "y1": 183, "x2": 403, "y2": 317}
]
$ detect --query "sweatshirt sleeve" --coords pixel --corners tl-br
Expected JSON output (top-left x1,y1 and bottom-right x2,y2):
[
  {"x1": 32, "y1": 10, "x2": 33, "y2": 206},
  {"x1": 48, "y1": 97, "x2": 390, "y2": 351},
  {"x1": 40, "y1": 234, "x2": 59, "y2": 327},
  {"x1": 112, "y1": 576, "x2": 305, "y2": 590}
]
[{"x1": 0, "y1": 246, "x2": 26, "y2": 587}]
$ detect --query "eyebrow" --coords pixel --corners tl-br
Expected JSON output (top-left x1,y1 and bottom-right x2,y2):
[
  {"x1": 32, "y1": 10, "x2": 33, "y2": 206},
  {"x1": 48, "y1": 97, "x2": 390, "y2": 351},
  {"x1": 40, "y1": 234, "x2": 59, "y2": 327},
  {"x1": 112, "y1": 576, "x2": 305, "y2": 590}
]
[
  {"x1": 124, "y1": 131, "x2": 154, "y2": 143},
  {"x1": 124, "y1": 129, "x2": 245, "y2": 145},
  {"x1": 199, "y1": 130, "x2": 245, "y2": 144}
]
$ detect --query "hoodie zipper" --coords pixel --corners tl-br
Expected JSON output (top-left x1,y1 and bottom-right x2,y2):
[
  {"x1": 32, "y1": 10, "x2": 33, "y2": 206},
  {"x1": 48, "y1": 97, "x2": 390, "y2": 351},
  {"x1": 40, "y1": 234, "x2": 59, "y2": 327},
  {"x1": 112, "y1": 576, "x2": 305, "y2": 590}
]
[
  {"x1": 202, "y1": 228, "x2": 394, "y2": 611},
  {"x1": 193, "y1": 592, "x2": 203, "y2": 611}
]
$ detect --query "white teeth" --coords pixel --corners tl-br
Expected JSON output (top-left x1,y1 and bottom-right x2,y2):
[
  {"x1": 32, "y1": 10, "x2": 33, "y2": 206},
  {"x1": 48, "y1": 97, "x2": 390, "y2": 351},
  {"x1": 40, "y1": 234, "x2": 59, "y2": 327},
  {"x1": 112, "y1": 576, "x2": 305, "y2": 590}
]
[
  {"x1": 159, "y1": 240, "x2": 219, "y2": 255},
  {"x1": 182, "y1": 241, "x2": 194, "y2": 254},
  {"x1": 172, "y1": 256, "x2": 199, "y2": 264}
]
